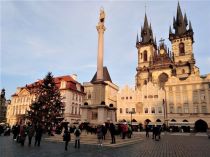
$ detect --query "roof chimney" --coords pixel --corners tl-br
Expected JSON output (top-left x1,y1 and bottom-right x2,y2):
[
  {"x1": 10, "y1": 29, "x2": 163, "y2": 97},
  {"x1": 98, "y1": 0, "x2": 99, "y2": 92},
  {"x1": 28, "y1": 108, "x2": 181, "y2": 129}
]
[{"x1": 71, "y1": 74, "x2": 77, "y2": 81}]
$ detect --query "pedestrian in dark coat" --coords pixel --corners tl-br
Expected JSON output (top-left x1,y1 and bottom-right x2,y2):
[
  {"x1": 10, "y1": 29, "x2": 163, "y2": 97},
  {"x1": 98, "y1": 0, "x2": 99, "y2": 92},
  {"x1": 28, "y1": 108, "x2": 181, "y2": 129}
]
[
  {"x1": 145, "y1": 125, "x2": 150, "y2": 138},
  {"x1": 109, "y1": 123, "x2": 116, "y2": 144},
  {"x1": 27, "y1": 123, "x2": 35, "y2": 146},
  {"x1": 19, "y1": 125, "x2": 27, "y2": 146},
  {"x1": 63, "y1": 125, "x2": 71, "y2": 151},
  {"x1": 97, "y1": 125, "x2": 103, "y2": 146},
  {"x1": 12, "y1": 123, "x2": 19, "y2": 140},
  {"x1": 34, "y1": 124, "x2": 43, "y2": 147},
  {"x1": 102, "y1": 123, "x2": 107, "y2": 140}
]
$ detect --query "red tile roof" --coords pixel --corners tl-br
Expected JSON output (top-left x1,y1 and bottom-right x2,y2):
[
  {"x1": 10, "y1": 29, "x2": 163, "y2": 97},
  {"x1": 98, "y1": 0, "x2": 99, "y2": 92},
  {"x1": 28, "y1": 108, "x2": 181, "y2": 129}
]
[{"x1": 12, "y1": 75, "x2": 85, "y2": 96}]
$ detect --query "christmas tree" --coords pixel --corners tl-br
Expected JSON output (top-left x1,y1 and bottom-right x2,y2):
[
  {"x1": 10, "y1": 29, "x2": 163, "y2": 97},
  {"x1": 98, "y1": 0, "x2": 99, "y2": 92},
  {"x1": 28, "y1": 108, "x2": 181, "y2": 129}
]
[{"x1": 27, "y1": 72, "x2": 64, "y2": 131}]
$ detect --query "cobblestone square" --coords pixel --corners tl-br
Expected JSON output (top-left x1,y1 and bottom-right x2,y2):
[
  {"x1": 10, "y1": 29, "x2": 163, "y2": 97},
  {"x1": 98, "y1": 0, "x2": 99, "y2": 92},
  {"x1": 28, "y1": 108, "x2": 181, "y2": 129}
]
[{"x1": 1, "y1": 133, "x2": 210, "y2": 157}]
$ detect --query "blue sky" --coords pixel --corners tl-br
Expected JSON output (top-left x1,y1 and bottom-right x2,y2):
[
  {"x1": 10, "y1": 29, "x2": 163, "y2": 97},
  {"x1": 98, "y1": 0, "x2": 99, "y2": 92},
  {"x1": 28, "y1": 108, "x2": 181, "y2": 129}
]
[{"x1": 1, "y1": 0, "x2": 210, "y2": 99}]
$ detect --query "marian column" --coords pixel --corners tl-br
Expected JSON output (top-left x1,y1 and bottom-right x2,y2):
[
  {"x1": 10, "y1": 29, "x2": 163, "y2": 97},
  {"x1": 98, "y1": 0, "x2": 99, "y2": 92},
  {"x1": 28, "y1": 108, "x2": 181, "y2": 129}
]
[{"x1": 96, "y1": 8, "x2": 106, "y2": 81}]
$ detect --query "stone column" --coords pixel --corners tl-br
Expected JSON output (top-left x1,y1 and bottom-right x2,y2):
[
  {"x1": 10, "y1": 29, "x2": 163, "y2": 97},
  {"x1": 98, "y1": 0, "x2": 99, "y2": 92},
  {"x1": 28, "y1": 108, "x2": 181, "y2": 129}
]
[{"x1": 96, "y1": 9, "x2": 106, "y2": 81}]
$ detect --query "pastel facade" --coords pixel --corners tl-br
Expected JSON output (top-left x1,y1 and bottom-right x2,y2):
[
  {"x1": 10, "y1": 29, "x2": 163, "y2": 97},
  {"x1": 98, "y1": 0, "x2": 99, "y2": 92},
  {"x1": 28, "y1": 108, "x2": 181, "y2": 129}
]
[
  {"x1": 6, "y1": 75, "x2": 85, "y2": 126},
  {"x1": 117, "y1": 3, "x2": 210, "y2": 130}
]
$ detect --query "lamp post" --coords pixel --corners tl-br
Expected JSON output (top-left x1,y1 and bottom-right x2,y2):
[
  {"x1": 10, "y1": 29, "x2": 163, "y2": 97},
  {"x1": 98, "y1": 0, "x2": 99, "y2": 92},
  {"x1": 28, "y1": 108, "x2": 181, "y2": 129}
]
[
  {"x1": 128, "y1": 110, "x2": 135, "y2": 126},
  {"x1": 163, "y1": 88, "x2": 168, "y2": 129}
]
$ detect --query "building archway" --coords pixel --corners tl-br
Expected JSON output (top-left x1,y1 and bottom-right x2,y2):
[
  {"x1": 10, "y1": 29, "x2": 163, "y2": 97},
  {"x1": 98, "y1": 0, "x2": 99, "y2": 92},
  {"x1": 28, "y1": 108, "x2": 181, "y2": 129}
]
[
  {"x1": 156, "y1": 119, "x2": 161, "y2": 122},
  {"x1": 183, "y1": 119, "x2": 188, "y2": 122},
  {"x1": 171, "y1": 119, "x2": 176, "y2": 122},
  {"x1": 195, "y1": 119, "x2": 208, "y2": 132},
  {"x1": 145, "y1": 119, "x2": 151, "y2": 125}
]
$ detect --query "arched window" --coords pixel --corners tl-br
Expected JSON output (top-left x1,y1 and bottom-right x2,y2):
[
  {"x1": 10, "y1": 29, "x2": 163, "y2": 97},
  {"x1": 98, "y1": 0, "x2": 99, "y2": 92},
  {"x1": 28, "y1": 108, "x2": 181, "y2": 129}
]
[
  {"x1": 144, "y1": 80, "x2": 147, "y2": 85},
  {"x1": 179, "y1": 42, "x2": 185, "y2": 55},
  {"x1": 143, "y1": 51, "x2": 148, "y2": 62}
]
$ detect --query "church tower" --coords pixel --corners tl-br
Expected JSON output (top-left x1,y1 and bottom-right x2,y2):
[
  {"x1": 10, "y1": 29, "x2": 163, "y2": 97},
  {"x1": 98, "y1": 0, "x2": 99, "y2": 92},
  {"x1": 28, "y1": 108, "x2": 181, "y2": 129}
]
[
  {"x1": 169, "y1": 2, "x2": 195, "y2": 78},
  {"x1": 136, "y1": 13, "x2": 157, "y2": 88}
]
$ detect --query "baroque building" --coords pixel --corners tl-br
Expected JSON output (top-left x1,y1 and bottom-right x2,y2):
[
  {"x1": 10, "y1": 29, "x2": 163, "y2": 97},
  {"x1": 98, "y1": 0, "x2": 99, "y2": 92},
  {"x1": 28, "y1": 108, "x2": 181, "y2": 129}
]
[
  {"x1": 6, "y1": 75, "x2": 85, "y2": 126},
  {"x1": 117, "y1": 3, "x2": 210, "y2": 131}
]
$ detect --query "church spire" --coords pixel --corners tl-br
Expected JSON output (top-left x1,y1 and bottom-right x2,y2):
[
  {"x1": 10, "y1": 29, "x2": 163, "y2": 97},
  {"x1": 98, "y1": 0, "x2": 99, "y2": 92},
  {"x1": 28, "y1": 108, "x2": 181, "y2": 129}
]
[
  {"x1": 169, "y1": 26, "x2": 172, "y2": 34},
  {"x1": 140, "y1": 13, "x2": 155, "y2": 44},
  {"x1": 136, "y1": 33, "x2": 139, "y2": 45},
  {"x1": 189, "y1": 20, "x2": 193, "y2": 31},
  {"x1": 184, "y1": 13, "x2": 188, "y2": 26},
  {"x1": 175, "y1": 1, "x2": 186, "y2": 35},
  {"x1": 169, "y1": 2, "x2": 193, "y2": 42},
  {"x1": 143, "y1": 13, "x2": 149, "y2": 31}
]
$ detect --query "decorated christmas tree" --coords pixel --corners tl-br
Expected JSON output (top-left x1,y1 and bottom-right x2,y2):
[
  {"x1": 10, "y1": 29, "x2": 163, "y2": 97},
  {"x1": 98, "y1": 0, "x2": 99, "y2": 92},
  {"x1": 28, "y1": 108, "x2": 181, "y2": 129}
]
[{"x1": 27, "y1": 72, "x2": 64, "y2": 131}]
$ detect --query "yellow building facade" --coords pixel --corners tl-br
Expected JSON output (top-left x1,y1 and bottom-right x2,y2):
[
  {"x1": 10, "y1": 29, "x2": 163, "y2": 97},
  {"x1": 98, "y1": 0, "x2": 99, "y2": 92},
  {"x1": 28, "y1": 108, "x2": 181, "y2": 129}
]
[{"x1": 117, "y1": 3, "x2": 210, "y2": 131}]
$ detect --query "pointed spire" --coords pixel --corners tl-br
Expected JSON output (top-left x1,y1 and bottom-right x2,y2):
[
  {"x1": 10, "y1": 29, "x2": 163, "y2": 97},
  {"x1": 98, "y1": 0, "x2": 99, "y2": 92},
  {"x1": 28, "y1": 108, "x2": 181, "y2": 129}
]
[
  {"x1": 173, "y1": 16, "x2": 176, "y2": 29},
  {"x1": 136, "y1": 33, "x2": 139, "y2": 44},
  {"x1": 149, "y1": 23, "x2": 154, "y2": 40},
  {"x1": 174, "y1": 2, "x2": 187, "y2": 35},
  {"x1": 169, "y1": 26, "x2": 172, "y2": 34},
  {"x1": 189, "y1": 20, "x2": 193, "y2": 31},
  {"x1": 143, "y1": 13, "x2": 149, "y2": 30},
  {"x1": 176, "y1": 1, "x2": 184, "y2": 23},
  {"x1": 154, "y1": 37, "x2": 157, "y2": 46},
  {"x1": 184, "y1": 13, "x2": 188, "y2": 26}
]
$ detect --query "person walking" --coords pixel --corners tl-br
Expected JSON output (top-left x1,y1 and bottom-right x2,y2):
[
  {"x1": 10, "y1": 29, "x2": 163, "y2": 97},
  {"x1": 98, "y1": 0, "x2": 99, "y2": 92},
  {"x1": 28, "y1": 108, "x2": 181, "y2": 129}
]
[
  {"x1": 74, "y1": 126, "x2": 81, "y2": 149},
  {"x1": 97, "y1": 125, "x2": 103, "y2": 146},
  {"x1": 145, "y1": 125, "x2": 150, "y2": 138},
  {"x1": 63, "y1": 125, "x2": 71, "y2": 151},
  {"x1": 109, "y1": 122, "x2": 116, "y2": 144},
  {"x1": 19, "y1": 124, "x2": 27, "y2": 146},
  {"x1": 12, "y1": 123, "x2": 19, "y2": 140},
  {"x1": 102, "y1": 123, "x2": 107, "y2": 140},
  {"x1": 34, "y1": 124, "x2": 43, "y2": 147},
  {"x1": 27, "y1": 123, "x2": 35, "y2": 146}
]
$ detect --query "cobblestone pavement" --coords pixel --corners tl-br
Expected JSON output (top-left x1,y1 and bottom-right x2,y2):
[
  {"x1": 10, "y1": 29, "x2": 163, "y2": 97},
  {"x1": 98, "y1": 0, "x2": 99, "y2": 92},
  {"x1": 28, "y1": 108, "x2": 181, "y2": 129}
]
[{"x1": 1, "y1": 133, "x2": 210, "y2": 157}]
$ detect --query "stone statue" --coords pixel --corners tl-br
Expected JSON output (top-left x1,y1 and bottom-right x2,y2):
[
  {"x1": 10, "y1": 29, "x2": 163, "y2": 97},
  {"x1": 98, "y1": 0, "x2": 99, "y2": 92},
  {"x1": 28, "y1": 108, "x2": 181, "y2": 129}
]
[
  {"x1": 99, "y1": 7, "x2": 105, "y2": 23},
  {"x1": 1, "y1": 88, "x2": 5, "y2": 99}
]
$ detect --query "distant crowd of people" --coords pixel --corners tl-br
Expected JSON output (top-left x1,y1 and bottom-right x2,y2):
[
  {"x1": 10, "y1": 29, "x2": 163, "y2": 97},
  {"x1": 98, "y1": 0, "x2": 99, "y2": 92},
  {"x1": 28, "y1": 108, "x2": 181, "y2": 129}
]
[
  {"x1": 1, "y1": 121, "x2": 166, "y2": 151},
  {"x1": 145, "y1": 124, "x2": 162, "y2": 141},
  {"x1": 11, "y1": 122, "x2": 43, "y2": 146}
]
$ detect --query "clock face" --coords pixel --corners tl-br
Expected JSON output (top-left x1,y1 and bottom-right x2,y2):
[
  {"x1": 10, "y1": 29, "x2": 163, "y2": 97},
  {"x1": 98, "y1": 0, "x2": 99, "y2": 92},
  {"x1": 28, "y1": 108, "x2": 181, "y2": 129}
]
[{"x1": 160, "y1": 49, "x2": 165, "y2": 55}]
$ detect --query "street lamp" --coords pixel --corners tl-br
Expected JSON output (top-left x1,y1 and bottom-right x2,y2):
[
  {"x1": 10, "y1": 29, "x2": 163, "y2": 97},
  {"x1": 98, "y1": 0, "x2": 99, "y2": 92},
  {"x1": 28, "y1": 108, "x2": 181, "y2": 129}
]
[
  {"x1": 163, "y1": 88, "x2": 168, "y2": 129},
  {"x1": 128, "y1": 110, "x2": 135, "y2": 126}
]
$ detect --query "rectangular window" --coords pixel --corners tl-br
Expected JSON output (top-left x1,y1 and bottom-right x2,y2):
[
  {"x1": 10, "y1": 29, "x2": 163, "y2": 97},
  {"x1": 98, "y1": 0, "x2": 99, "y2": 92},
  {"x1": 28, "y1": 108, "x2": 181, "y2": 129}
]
[
  {"x1": 132, "y1": 108, "x2": 135, "y2": 113},
  {"x1": 92, "y1": 112, "x2": 98, "y2": 120},
  {"x1": 169, "y1": 106, "x2": 174, "y2": 113},
  {"x1": 144, "y1": 108, "x2": 148, "y2": 114},
  {"x1": 193, "y1": 105, "x2": 198, "y2": 113},
  {"x1": 201, "y1": 106, "x2": 207, "y2": 113},
  {"x1": 193, "y1": 91, "x2": 198, "y2": 103},
  {"x1": 200, "y1": 91, "x2": 206, "y2": 102},
  {"x1": 72, "y1": 106, "x2": 74, "y2": 114},
  {"x1": 183, "y1": 93, "x2": 188, "y2": 104},
  {"x1": 120, "y1": 108, "x2": 123, "y2": 114},
  {"x1": 184, "y1": 106, "x2": 189, "y2": 113},
  {"x1": 126, "y1": 108, "x2": 128, "y2": 113},
  {"x1": 177, "y1": 107, "x2": 182, "y2": 113},
  {"x1": 158, "y1": 107, "x2": 162, "y2": 113},
  {"x1": 75, "y1": 107, "x2": 77, "y2": 115},
  {"x1": 151, "y1": 107, "x2": 155, "y2": 114}
]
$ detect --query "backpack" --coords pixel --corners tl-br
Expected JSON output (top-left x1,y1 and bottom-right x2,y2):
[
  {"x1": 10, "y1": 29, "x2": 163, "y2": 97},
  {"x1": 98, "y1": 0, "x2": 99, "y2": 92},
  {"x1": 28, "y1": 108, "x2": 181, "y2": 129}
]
[{"x1": 75, "y1": 129, "x2": 81, "y2": 137}]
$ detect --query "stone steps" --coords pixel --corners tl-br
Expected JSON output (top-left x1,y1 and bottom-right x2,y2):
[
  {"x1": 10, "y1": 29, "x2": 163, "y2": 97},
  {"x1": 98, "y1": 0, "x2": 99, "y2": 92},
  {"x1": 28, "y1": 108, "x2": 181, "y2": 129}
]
[{"x1": 44, "y1": 132, "x2": 143, "y2": 148}]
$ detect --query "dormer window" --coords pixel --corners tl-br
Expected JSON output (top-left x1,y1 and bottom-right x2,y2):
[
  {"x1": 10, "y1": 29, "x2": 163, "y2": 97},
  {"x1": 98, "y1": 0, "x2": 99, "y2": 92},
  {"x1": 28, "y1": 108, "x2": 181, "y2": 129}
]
[
  {"x1": 60, "y1": 81, "x2": 67, "y2": 89},
  {"x1": 179, "y1": 42, "x2": 185, "y2": 55}
]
